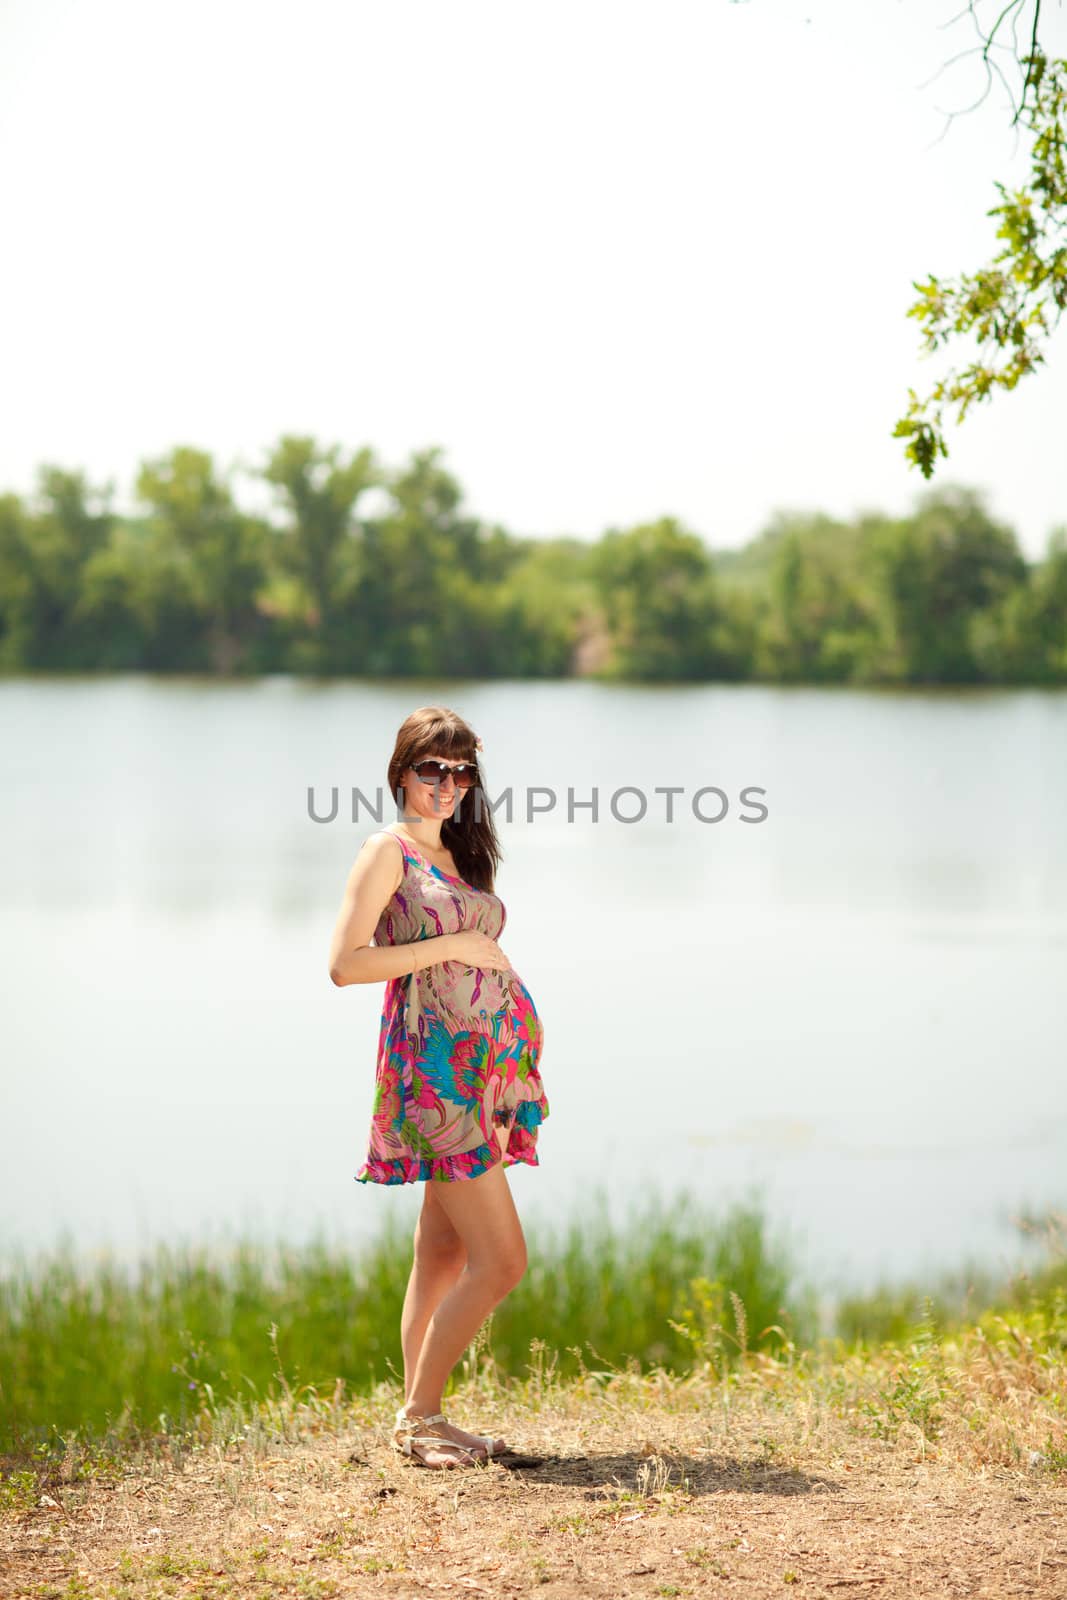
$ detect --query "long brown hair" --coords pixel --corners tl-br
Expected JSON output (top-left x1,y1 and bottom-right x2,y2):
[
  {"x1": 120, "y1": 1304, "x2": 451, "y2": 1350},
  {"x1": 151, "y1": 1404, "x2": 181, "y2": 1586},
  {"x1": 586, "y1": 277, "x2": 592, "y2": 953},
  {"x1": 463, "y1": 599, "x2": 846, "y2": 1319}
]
[{"x1": 386, "y1": 705, "x2": 501, "y2": 892}]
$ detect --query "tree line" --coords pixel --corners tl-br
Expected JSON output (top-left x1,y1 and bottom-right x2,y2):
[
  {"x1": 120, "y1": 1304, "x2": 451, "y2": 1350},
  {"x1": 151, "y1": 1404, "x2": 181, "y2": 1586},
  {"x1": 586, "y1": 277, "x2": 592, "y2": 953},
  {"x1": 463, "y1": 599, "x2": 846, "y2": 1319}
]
[{"x1": 0, "y1": 438, "x2": 1064, "y2": 685}]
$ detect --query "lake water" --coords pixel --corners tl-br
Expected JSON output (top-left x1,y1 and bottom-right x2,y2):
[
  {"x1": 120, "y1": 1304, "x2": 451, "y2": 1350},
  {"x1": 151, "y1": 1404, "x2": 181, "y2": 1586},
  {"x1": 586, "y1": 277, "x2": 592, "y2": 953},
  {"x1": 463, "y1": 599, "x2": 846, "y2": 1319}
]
[{"x1": 2, "y1": 676, "x2": 1064, "y2": 1303}]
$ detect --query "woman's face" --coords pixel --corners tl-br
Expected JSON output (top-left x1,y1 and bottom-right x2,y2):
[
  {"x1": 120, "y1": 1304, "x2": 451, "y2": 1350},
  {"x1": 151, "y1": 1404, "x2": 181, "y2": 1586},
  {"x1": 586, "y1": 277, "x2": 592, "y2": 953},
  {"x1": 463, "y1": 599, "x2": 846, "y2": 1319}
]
[{"x1": 401, "y1": 749, "x2": 473, "y2": 824}]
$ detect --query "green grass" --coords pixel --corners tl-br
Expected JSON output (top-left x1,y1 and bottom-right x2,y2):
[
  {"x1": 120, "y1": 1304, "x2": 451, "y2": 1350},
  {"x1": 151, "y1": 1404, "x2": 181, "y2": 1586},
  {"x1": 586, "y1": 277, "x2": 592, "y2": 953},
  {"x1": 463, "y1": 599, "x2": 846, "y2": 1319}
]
[{"x1": 1, "y1": 1185, "x2": 1063, "y2": 1459}]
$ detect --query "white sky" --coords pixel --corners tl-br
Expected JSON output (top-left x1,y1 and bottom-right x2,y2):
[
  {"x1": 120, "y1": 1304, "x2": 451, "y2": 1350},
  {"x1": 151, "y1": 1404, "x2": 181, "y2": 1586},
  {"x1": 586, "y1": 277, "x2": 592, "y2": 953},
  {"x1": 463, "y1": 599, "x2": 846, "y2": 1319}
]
[{"x1": 2, "y1": 0, "x2": 1065, "y2": 560}]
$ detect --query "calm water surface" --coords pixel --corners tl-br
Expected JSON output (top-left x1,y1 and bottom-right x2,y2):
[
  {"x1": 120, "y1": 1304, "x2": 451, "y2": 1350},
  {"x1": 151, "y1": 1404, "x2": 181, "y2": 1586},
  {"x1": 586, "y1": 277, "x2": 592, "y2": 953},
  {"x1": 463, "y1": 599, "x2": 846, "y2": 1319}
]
[{"x1": 2, "y1": 676, "x2": 1064, "y2": 1300}]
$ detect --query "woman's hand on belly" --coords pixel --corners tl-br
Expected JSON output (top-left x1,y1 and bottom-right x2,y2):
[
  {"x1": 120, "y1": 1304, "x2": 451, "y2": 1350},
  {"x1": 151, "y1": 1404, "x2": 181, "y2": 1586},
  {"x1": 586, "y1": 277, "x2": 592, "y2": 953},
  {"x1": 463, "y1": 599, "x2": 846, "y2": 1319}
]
[{"x1": 449, "y1": 928, "x2": 511, "y2": 970}]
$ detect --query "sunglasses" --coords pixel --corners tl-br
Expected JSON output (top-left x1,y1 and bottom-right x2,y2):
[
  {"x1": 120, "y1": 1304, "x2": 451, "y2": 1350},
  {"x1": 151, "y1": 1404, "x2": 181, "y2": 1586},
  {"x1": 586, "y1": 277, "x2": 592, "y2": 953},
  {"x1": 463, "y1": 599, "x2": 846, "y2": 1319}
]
[{"x1": 410, "y1": 759, "x2": 479, "y2": 790}]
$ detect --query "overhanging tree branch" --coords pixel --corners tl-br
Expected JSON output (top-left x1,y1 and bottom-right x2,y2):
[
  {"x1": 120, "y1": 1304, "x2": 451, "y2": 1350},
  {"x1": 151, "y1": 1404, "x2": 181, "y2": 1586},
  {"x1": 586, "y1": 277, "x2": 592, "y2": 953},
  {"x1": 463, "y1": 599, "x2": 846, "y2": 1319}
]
[{"x1": 896, "y1": 24, "x2": 1066, "y2": 477}]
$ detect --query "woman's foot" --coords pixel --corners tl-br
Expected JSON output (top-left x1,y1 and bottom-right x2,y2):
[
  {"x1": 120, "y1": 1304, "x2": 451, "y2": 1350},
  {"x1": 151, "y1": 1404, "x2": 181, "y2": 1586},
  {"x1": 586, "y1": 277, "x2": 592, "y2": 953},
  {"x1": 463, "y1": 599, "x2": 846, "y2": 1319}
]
[
  {"x1": 436, "y1": 1416, "x2": 509, "y2": 1457},
  {"x1": 393, "y1": 1415, "x2": 479, "y2": 1469},
  {"x1": 394, "y1": 1404, "x2": 507, "y2": 1465}
]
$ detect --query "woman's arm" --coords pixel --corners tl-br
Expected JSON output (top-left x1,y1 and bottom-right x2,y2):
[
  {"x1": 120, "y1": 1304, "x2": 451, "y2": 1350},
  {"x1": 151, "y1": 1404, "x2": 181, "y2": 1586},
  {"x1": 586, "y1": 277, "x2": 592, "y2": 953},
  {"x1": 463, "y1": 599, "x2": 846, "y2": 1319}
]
[{"x1": 328, "y1": 834, "x2": 456, "y2": 987}]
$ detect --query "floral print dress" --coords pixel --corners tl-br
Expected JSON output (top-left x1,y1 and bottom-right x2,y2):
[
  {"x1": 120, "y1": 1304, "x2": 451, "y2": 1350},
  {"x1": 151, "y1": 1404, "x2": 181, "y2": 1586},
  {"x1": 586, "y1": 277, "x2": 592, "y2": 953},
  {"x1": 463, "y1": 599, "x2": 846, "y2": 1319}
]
[{"x1": 354, "y1": 829, "x2": 550, "y2": 1185}]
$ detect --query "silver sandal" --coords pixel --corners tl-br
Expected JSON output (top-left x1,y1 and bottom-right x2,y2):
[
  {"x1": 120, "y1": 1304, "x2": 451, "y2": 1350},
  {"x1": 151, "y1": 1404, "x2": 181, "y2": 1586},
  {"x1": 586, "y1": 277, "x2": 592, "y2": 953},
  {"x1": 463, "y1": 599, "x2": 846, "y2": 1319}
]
[{"x1": 392, "y1": 1405, "x2": 492, "y2": 1468}]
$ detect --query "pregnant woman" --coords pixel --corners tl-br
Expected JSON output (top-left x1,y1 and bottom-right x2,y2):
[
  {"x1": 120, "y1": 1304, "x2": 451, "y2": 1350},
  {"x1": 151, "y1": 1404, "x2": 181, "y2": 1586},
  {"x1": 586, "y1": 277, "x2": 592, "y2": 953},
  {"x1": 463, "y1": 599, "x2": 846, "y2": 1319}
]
[{"x1": 328, "y1": 705, "x2": 550, "y2": 1470}]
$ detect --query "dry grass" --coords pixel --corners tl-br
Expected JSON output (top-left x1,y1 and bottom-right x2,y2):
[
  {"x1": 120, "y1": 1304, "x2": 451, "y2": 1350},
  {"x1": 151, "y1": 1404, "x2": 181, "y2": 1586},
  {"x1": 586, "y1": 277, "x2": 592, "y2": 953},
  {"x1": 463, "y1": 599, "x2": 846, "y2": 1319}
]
[{"x1": 3, "y1": 1315, "x2": 1066, "y2": 1599}]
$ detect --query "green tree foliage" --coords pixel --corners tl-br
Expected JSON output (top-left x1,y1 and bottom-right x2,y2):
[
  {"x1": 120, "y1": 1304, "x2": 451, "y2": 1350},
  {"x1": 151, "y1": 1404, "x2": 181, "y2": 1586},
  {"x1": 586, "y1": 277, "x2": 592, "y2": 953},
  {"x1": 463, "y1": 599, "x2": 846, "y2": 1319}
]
[
  {"x1": 753, "y1": 511, "x2": 880, "y2": 684},
  {"x1": 492, "y1": 537, "x2": 593, "y2": 678},
  {"x1": 0, "y1": 440, "x2": 1062, "y2": 685},
  {"x1": 590, "y1": 516, "x2": 736, "y2": 681},
  {"x1": 134, "y1": 447, "x2": 269, "y2": 673},
  {"x1": 261, "y1": 436, "x2": 380, "y2": 672},
  {"x1": 896, "y1": 47, "x2": 1067, "y2": 475},
  {"x1": 349, "y1": 446, "x2": 581, "y2": 678},
  {"x1": 352, "y1": 446, "x2": 500, "y2": 676},
  {"x1": 970, "y1": 522, "x2": 1067, "y2": 682},
  {"x1": 865, "y1": 485, "x2": 1028, "y2": 683},
  {"x1": 0, "y1": 468, "x2": 113, "y2": 669},
  {"x1": 75, "y1": 514, "x2": 207, "y2": 671}
]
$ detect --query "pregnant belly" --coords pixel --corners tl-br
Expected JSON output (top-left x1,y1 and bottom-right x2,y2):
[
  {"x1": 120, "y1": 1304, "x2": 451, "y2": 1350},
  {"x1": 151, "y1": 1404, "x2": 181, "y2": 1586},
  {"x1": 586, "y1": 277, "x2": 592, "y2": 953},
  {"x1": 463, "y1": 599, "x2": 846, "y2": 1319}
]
[
  {"x1": 432, "y1": 963, "x2": 543, "y2": 1065},
  {"x1": 435, "y1": 959, "x2": 528, "y2": 1015}
]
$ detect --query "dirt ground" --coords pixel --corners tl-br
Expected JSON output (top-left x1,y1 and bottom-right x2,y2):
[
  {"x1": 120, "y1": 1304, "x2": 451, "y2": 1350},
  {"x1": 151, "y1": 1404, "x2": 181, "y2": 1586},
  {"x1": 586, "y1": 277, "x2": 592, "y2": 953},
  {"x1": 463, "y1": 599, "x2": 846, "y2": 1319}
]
[{"x1": 4, "y1": 1394, "x2": 1066, "y2": 1599}]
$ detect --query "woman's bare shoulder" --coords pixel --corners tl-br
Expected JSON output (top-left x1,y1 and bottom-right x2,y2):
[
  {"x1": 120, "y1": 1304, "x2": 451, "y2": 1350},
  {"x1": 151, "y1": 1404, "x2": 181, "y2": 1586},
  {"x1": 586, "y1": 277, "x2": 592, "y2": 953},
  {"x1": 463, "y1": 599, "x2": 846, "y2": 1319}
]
[
  {"x1": 360, "y1": 827, "x2": 404, "y2": 851},
  {"x1": 358, "y1": 830, "x2": 405, "y2": 889}
]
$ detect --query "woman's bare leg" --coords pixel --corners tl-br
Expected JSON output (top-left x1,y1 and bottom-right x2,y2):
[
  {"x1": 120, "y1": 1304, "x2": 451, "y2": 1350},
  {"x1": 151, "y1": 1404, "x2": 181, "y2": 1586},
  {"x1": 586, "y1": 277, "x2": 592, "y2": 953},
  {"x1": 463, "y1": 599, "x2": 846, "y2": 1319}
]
[
  {"x1": 401, "y1": 1124, "x2": 515, "y2": 1395},
  {"x1": 399, "y1": 1174, "x2": 507, "y2": 1459},
  {"x1": 401, "y1": 1184, "x2": 466, "y2": 1395},
  {"x1": 400, "y1": 1128, "x2": 523, "y2": 1459}
]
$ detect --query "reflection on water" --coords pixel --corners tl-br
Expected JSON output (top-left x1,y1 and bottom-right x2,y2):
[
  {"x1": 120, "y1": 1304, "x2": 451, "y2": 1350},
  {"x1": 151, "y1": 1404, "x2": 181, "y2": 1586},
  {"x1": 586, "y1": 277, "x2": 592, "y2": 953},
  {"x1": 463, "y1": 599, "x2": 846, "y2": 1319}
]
[{"x1": 1, "y1": 676, "x2": 1065, "y2": 1297}]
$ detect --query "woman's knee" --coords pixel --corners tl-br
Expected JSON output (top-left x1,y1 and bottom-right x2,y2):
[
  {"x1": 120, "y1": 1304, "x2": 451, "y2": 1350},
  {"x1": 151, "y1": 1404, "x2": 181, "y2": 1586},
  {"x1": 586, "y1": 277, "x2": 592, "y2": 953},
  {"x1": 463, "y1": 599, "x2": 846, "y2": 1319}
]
[
  {"x1": 477, "y1": 1239, "x2": 527, "y2": 1296},
  {"x1": 430, "y1": 1162, "x2": 528, "y2": 1290},
  {"x1": 505, "y1": 1244, "x2": 528, "y2": 1291}
]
